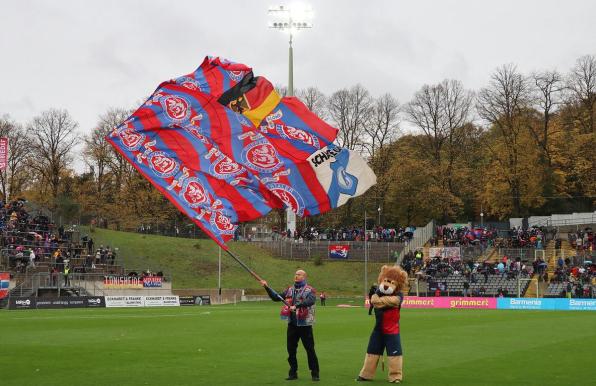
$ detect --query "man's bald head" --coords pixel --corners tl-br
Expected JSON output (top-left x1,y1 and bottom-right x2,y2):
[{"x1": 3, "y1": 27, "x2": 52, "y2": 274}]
[{"x1": 294, "y1": 269, "x2": 307, "y2": 282}]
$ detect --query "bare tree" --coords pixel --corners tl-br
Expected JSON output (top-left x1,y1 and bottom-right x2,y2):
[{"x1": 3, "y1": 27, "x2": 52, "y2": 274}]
[
  {"x1": 327, "y1": 84, "x2": 373, "y2": 151},
  {"x1": 364, "y1": 93, "x2": 401, "y2": 158},
  {"x1": 297, "y1": 86, "x2": 327, "y2": 120},
  {"x1": 0, "y1": 115, "x2": 32, "y2": 200},
  {"x1": 274, "y1": 84, "x2": 289, "y2": 97},
  {"x1": 404, "y1": 79, "x2": 474, "y2": 220},
  {"x1": 28, "y1": 109, "x2": 79, "y2": 207},
  {"x1": 363, "y1": 94, "x2": 401, "y2": 221},
  {"x1": 85, "y1": 108, "x2": 131, "y2": 198},
  {"x1": 531, "y1": 70, "x2": 564, "y2": 166},
  {"x1": 566, "y1": 54, "x2": 596, "y2": 133},
  {"x1": 477, "y1": 64, "x2": 532, "y2": 215},
  {"x1": 405, "y1": 79, "x2": 473, "y2": 164}
]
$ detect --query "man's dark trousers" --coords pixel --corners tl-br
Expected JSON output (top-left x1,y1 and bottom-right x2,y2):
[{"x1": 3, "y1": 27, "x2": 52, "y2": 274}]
[{"x1": 287, "y1": 324, "x2": 319, "y2": 376}]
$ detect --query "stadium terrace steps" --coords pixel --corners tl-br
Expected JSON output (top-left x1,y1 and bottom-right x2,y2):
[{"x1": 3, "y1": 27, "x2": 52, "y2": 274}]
[
  {"x1": 524, "y1": 277, "x2": 539, "y2": 298},
  {"x1": 483, "y1": 247, "x2": 498, "y2": 263}
]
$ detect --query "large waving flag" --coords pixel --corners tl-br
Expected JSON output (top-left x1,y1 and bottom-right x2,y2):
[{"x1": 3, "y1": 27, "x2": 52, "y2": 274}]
[{"x1": 107, "y1": 56, "x2": 376, "y2": 247}]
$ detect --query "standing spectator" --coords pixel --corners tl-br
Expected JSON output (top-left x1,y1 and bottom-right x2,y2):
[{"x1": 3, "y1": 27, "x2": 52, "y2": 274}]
[
  {"x1": 29, "y1": 249, "x2": 36, "y2": 268},
  {"x1": 565, "y1": 282, "x2": 572, "y2": 298},
  {"x1": 87, "y1": 237, "x2": 94, "y2": 255},
  {"x1": 55, "y1": 253, "x2": 64, "y2": 273},
  {"x1": 463, "y1": 281, "x2": 470, "y2": 297},
  {"x1": 95, "y1": 249, "x2": 101, "y2": 266},
  {"x1": 497, "y1": 262, "x2": 505, "y2": 275},
  {"x1": 50, "y1": 267, "x2": 59, "y2": 287},
  {"x1": 63, "y1": 265, "x2": 71, "y2": 287},
  {"x1": 85, "y1": 253, "x2": 94, "y2": 270},
  {"x1": 319, "y1": 291, "x2": 327, "y2": 306}
]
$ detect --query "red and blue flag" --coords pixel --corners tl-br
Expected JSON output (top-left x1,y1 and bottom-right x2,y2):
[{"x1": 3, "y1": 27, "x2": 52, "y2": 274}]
[{"x1": 107, "y1": 56, "x2": 376, "y2": 248}]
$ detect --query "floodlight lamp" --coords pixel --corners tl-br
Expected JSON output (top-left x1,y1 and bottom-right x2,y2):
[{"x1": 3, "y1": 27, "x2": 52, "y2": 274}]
[{"x1": 268, "y1": 3, "x2": 313, "y2": 31}]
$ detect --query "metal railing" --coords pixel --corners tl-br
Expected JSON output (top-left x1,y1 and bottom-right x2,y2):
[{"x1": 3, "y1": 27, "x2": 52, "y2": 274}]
[
  {"x1": 6, "y1": 272, "x2": 122, "y2": 300},
  {"x1": 254, "y1": 239, "x2": 405, "y2": 262},
  {"x1": 548, "y1": 214, "x2": 596, "y2": 228},
  {"x1": 406, "y1": 273, "x2": 534, "y2": 298},
  {"x1": 497, "y1": 248, "x2": 537, "y2": 262}
]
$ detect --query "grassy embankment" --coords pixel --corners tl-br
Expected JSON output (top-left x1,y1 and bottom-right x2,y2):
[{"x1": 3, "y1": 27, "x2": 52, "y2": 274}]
[{"x1": 85, "y1": 227, "x2": 386, "y2": 295}]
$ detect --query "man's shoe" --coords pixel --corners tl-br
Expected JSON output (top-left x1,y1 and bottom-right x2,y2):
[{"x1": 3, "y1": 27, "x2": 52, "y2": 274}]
[
  {"x1": 356, "y1": 375, "x2": 372, "y2": 381},
  {"x1": 285, "y1": 374, "x2": 298, "y2": 381},
  {"x1": 312, "y1": 375, "x2": 320, "y2": 381}
]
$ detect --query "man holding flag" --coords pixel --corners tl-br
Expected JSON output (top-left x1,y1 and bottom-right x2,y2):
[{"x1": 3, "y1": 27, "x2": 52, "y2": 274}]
[
  {"x1": 107, "y1": 55, "x2": 377, "y2": 379},
  {"x1": 261, "y1": 270, "x2": 319, "y2": 381}
]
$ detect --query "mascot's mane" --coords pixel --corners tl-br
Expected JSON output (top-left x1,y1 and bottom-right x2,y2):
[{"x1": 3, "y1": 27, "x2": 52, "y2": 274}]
[{"x1": 378, "y1": 265, "x2": 408, "y2": 291}]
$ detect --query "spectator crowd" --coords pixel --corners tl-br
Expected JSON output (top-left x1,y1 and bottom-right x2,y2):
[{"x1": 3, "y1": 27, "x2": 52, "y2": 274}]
[
  {"x1": 551, "y1": 255, "x2": 595, "y2": 298},
  {"x1": 269, "y1": 225, "x2": 416, "y2": 243},
  {"x1": 1, "y1": 198, "x2": 117, "y2": 278}
]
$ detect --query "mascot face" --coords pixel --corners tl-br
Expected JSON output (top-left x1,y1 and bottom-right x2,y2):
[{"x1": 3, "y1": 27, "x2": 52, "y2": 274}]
[
  {"x1": 378, "y1": 278, "x2": 398, "y2": 295},
  {"x1": 377, "y1": 265, "x2": 408, "y2": 295}
]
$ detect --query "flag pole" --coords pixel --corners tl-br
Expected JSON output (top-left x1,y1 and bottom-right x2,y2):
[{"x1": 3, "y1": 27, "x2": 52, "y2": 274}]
[
  {"x1": 218, "y1": 246, "x2": 222, "y2": 304},
  {"x1": 222, "y1": 246, "x2": 289, "y2": 306}
]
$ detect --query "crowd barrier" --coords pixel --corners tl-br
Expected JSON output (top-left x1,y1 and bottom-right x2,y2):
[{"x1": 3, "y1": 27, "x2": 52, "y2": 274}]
[{"x1": 402, "y1": 296, "x2": 596, "y2": 311}]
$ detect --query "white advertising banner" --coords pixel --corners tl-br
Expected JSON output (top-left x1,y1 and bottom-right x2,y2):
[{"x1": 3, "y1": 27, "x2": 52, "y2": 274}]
[
  {"x1": 144, "y1": 295, "x2": 180, "y2": 307},
  {"x1": 105, "y1": 295, "x2": 180, "y2": 307},
  {"x1": 105, "y1": 296, "x2": 144, "y2": 308},
  {"x1": 162, "y1": 295, "x2": 181, "y2": 306}
]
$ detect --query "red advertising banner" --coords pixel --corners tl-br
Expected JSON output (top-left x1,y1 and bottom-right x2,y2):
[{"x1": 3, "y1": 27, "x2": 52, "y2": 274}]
[
  {"x1": 0, "y1": 137, "x2": 8, "y2": 171},
  {"x1": 402, "y1": 296, "x2": 497, "y2": 309},
  {"x1": 0, "y1": 272, "x2": 9, "y2": 299},
  {"x1": 103, "y1": 275, "x2": 163, "y2": 288}
]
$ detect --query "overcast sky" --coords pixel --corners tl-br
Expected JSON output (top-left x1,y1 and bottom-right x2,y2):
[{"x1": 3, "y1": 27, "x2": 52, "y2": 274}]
[{"x1": 2, "y1": 0, "x2": 595, "y2": 166}]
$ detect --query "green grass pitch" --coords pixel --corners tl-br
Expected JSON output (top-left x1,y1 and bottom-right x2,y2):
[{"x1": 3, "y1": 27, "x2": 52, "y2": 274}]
[{"x1": 1, "y1": 300, "x2": 595, "y2": 386}]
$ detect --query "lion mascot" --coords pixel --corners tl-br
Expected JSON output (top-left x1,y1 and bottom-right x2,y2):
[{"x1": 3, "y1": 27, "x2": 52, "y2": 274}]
[{"x1": 357, "y1": 265, "x2": 408, "y2": 383}]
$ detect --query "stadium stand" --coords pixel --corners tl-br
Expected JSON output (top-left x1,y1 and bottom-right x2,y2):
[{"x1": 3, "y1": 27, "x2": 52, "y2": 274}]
[
  {"x1": 402, "y1": 252, "x2": 533, "y2": 297},
  {"x1": 1, "y1": 199, "x2": 126, "y2": 302}
]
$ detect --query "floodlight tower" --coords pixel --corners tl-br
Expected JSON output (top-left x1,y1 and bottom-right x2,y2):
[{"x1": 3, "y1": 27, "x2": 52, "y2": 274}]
[
  {"x1": 268, "y1": 4, "x2": 313, "y2": 97},
  {"x1": 268, "y1": 3, "x2": 313, "y2": 234}
]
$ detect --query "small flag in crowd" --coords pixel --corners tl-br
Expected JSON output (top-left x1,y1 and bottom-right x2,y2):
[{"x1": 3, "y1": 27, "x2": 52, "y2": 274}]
[
  {"x1": 0, "y1": 272, "x2": 10, "y2": 299},
  {"x1": 107, "y1": 56, "x2": 376, "y2": 248},
  {"x1": 328, "y1": 245, "x2": 350, "y2": 259}
]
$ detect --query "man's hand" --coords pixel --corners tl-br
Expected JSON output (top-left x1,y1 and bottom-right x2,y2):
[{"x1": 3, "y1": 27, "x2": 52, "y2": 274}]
[{"x1": 260, "y1": 280, "x2": 268, "y2": 287}]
